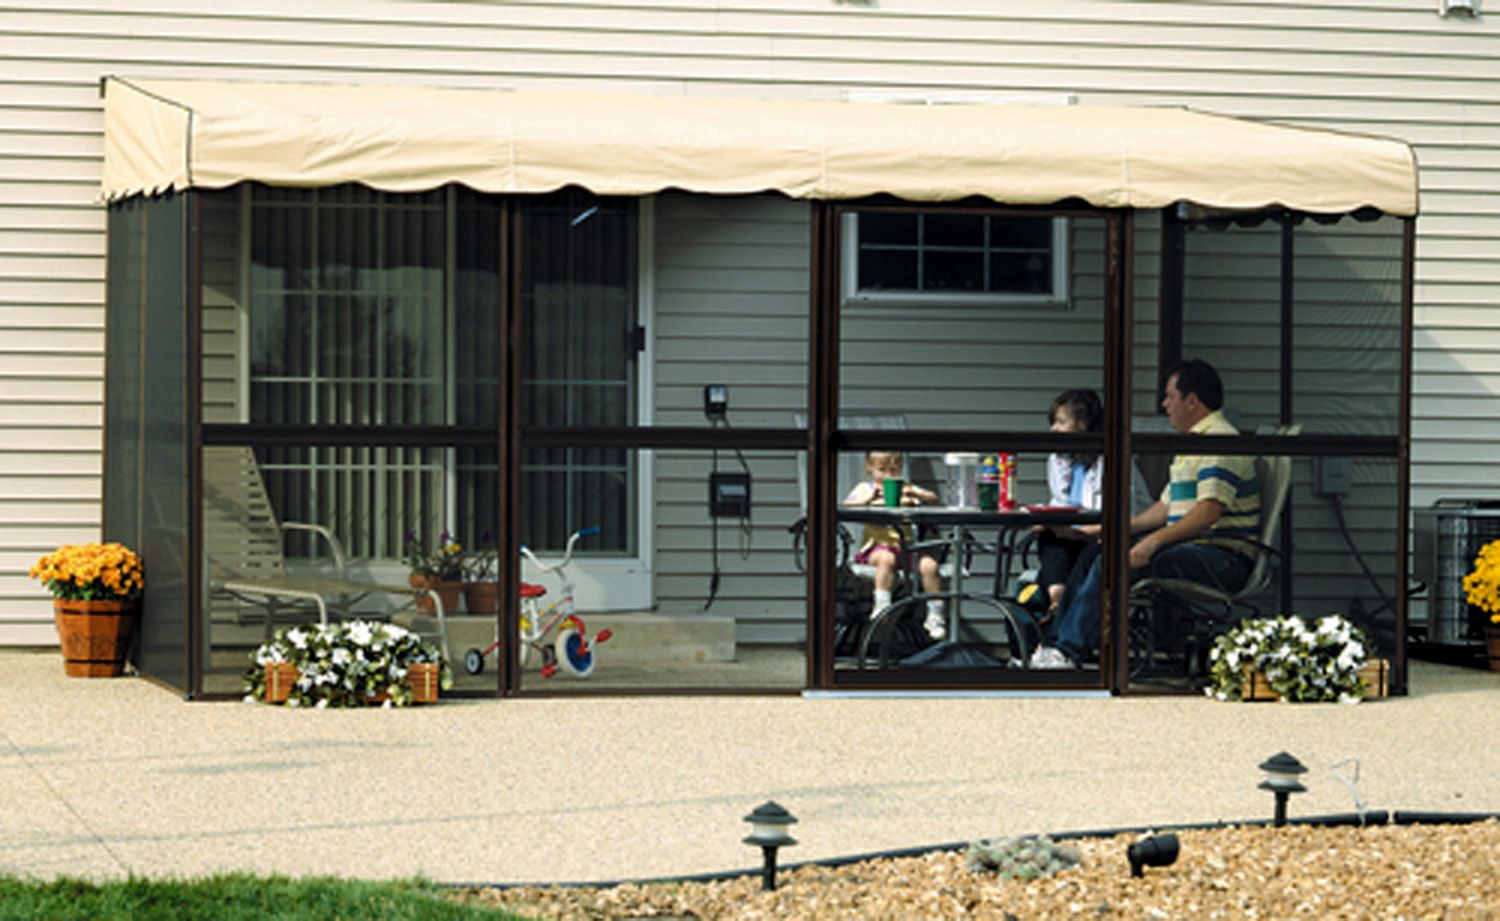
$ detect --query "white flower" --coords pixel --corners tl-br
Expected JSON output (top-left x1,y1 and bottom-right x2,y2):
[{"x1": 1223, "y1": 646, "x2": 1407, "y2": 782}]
[
  {"x1": 287, "y1": 628, "x2": 307, "y2": 649},
  {"x1": 349, "y1": 621, "x2": 373, "y2": 646}
]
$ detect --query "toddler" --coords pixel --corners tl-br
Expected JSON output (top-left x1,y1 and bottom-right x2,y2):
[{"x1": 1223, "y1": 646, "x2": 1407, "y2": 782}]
[{"x1": 843, "y1": 450, "x2": 946, "y2": 640}]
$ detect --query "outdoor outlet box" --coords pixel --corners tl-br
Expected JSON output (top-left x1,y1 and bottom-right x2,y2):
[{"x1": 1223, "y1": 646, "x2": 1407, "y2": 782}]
[
  {"x1": 1315, "y1": 456, "x2": 1351, "y2": 497},
  {"x1": 709, "y1": 471, "x2": 751, "y2": 518},
  {"x1": 704, "y1": 384, "x2": 729, "y2": 421}
]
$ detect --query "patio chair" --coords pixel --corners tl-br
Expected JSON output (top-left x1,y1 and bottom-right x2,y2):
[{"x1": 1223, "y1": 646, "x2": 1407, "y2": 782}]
[
  {"x1": 201, "y1": 445, "x2": 450, "y2": 659},
  {"x1": 1126, "y1": 425, "x2": 1298, "y2": 679},
  {"x1": 788, "y1": 415, "x2": 953, "y2": 663}
]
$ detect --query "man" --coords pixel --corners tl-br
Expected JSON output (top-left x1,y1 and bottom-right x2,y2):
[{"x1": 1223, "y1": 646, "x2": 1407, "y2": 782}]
[{"x1": 1030, "y1": 358, "x2": 1259, "y2": 669}]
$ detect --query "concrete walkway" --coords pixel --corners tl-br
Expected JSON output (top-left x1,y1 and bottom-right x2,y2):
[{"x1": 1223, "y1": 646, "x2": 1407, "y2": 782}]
[{"x1": 1, "y1": 649, "x2": 1496, "y2": 885}]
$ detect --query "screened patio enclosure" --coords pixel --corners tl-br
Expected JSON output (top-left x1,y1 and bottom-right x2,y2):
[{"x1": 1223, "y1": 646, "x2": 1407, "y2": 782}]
[{"x1": 101, "y1": 77, "x2": 1417, "y2": 697}]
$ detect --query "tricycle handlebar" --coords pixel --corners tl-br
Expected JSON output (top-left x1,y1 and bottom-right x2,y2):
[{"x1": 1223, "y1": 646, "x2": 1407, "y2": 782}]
[{"x1": 519, "y1": 527, "x2": 598, "y2": 573}]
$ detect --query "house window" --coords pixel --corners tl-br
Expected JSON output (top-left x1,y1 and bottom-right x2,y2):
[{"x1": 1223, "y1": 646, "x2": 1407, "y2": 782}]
[{"x1": 842, "y1": 211, "x2": 1068, "y2": 306}]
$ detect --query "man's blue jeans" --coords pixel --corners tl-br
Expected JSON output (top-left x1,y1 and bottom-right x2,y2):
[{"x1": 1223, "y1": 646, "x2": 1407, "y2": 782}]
[{"x1": 1048, "y1": 541, "x2": 1253, "y2": 665}]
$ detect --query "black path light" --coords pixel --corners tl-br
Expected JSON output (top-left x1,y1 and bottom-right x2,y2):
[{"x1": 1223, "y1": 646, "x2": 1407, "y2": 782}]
[
  {"x1": 1258, "y1": 751, "x2": 1309, "y2": 828},
  {"x1": 743, "y1": 801, "x2": 798, "y2": 891},
  {"x1": 1126, "y1": 833, "x2": 1180, "y2": 878}
]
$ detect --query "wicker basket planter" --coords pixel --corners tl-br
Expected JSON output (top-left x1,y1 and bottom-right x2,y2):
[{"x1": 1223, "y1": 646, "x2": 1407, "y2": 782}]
[
  {"x1": 1240, "y1": 658, "x2": 1389, "y2": 701},
  {"x1": 259, "y1": 661, "x2": 441, "y2": 705},
  {"x1": 405, "y1": 662, "x2": 441, "y2": 703},
  {"x1": 263, "y1": 662, "x2": 300, "y2": 703}
]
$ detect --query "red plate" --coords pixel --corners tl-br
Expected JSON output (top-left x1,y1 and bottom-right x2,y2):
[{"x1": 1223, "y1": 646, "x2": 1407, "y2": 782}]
[{"x1": 1022, "y1": 504, "x2": 1081, "y2": 513}]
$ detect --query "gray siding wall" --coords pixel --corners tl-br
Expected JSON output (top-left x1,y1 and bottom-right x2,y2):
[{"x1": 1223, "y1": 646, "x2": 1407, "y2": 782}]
[
  {"x1": 651, "y1": 193, "x2": 811, "y2": 643},
  {"x1": 1, "y1": 0, "x2": 1493, "y2": 641}
]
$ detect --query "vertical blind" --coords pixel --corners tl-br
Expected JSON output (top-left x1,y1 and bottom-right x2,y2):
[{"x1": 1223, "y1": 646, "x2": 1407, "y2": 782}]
[{"x1": 245, "y1": 185, "x2": 637, "y2": 559}]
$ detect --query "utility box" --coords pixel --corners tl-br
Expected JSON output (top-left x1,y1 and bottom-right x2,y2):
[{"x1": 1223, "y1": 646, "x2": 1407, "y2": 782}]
[{"x1": 1411, "y1": 499, "x2": 1500, "y2": 646}]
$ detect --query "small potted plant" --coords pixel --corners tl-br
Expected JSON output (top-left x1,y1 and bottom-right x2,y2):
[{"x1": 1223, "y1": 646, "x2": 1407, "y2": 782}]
[
  {"x1": 1461, "y1": 538, "x2": 1500, "y2": 671},
  {"x1": 462, "y1": 538, "x2": 501, "y2": 616},
  {"x1": 244, "y1": 619, "x2": 451, "y2": 707},
  {"x1": 30, "y1": 542, "x2": 145, "y2": 677},
  {"x1": 1206, "y1": 613, "x2": 1372, "y2": 703},
  {"x1": 403, "y1": 528, "x2": 465, "y2": 615}
]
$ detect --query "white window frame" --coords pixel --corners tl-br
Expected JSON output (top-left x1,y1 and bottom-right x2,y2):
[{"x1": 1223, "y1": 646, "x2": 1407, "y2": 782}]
[
  {"x1": 840, "y1": 90, "x2": 1076, "y2": 309},
  {"x1": 533, "y1": 197, "x2": 654, "y2": 612},
  {"x1": 840, "y1": 211, "x2": 1070, "y2": 308}
]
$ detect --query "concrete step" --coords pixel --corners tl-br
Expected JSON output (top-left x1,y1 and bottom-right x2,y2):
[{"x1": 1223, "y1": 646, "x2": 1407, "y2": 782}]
[{"x1": 394, "y1": 611, "x2": 736, "y2": 664}]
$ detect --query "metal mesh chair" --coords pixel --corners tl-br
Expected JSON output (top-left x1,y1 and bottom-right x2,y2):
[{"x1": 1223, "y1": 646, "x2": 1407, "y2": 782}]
[
  {"x1": 1127, "y1": 428, "x2": 1298, "y2": 679},
  {"x1": 201, "y1": 445, "x2": 449, "y2": 659}
]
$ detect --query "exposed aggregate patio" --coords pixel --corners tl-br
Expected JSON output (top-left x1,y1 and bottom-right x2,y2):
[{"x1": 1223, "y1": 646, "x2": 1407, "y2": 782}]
[{"x1": 0, "y1": 649, "x2": 1495, "y2": 892}]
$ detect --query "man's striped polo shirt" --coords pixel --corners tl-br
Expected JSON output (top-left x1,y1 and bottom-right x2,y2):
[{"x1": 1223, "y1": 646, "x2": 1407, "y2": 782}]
[{"x1": 1159, "y1": 409, "x2": 1260, "y2": 553}]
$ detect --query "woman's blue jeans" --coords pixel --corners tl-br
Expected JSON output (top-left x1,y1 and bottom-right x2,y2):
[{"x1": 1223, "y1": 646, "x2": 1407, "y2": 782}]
[{"x1": 1048, "y1": 540, "x2": 1253, "y2": 665}]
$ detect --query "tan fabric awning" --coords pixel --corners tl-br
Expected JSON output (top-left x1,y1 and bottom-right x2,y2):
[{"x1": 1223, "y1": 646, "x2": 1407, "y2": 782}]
[{"x1": 101, "y1": 76, "x2": 1418, "y2": 216}]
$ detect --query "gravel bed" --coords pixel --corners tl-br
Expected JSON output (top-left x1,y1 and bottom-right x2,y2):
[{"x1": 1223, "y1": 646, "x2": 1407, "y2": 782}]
[{"x1": 458, "y1": 820, "x2": 1500, "y2": 919}]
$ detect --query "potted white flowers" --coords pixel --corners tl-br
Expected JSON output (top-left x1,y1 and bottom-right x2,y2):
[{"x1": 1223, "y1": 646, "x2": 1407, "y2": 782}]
[
  {"x1": 1206, "y1": 614, "x2": 1377, "y2": 703},
  {"x1": 244, "y1": 619, "x2": 450, "y2": 707}
]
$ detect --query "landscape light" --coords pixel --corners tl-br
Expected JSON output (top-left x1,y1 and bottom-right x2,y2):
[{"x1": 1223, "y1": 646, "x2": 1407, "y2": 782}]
[
  {"x1": 1258, "y1": 751, "x2": 1309, "y2": 828},
  {"x1": 742, "y1": 801, "x2": 798, "y2": 891}
]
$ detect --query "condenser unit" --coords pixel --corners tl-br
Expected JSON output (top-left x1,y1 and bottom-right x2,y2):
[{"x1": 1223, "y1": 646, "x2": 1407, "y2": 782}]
[{"x1": 1411, "y1": 499, "x2": 1500, "y2": 647}]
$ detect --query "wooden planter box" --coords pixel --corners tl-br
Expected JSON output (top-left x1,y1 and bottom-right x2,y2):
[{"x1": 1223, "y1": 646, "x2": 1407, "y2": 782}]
[
  {"x1": 406, "y1": 662, "x2": 441, "y2": 704},
  {"x1": 261, "y1": 662, "x2": 440, "y2": 705},
  {"x1": 1240, "y1": 658, "x2": 1389, "y2": 701},
  {"x1": 263, "y1": 661, "x2": 300, "y2": 703}
]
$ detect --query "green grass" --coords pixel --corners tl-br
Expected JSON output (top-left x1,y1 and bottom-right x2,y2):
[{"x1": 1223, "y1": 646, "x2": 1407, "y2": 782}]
[{"x1": 0, "y1": 874, "x2": 528, "y2": 921}]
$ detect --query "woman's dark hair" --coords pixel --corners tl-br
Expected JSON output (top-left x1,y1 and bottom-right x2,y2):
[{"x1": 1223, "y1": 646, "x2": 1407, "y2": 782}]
[
  {"x1": 1049, "y1": 389, "x2": 1103, "y2": 464},
  {"x1": 1049, "y1": 389, "x2": 1104, "y2": 433}
]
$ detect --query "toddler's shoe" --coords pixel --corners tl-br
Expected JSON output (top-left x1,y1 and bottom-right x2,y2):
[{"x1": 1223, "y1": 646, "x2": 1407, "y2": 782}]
[{"x1": 923, "y1": 610, "x2": 946, "y2": 640}]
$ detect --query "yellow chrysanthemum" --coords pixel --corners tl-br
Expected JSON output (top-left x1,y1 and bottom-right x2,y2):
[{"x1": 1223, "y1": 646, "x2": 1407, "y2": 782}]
[
  {"x1": 30, "y1": 542, "x2": 144, "y2": 601},
  {"x1": 1463, "y1": 538, "x2": 1500, "y2": 624}
]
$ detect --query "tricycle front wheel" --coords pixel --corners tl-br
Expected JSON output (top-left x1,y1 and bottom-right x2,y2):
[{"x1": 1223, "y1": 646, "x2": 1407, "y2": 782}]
[{"x1": 554, "y1": 627, "x2": 596, "y2": 678}]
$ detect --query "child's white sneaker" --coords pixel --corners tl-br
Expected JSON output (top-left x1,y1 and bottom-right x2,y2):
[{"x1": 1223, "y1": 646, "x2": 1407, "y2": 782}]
[{"x1": 923, "y1": 610, "x2": 946, "y2": 640}]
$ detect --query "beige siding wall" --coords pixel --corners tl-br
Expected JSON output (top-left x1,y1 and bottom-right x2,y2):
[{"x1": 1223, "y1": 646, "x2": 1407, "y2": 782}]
[{"x1": 1, "y1": 0, "x2": 1494, "y2": 641}]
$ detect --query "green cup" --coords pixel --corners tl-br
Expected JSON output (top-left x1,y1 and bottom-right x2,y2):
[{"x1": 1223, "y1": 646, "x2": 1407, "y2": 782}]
[{"x1": 883, "y1": 477, "x2": 905, "y2": 507}]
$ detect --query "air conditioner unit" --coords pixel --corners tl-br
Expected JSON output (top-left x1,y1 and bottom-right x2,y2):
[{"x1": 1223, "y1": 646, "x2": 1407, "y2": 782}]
[{"x1": 1411, "y1": 499, "x2": 1500, "y2": 646}]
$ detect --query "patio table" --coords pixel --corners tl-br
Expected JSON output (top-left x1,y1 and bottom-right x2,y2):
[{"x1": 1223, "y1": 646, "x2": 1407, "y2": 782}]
[{"x1": 838, "y1": 504, "x2": 1102, "y2": 669}]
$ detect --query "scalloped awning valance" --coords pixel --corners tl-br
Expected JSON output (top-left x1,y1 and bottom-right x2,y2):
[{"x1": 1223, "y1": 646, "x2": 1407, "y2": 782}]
[{"x1": 101, "y1": 76, "x2": 1417, "y2": 217}]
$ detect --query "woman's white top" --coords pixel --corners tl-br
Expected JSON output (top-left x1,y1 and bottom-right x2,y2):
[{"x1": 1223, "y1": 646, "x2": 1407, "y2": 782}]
[{"x1": 1047, "y1": 452, "x2": 1154, "y2": 516}]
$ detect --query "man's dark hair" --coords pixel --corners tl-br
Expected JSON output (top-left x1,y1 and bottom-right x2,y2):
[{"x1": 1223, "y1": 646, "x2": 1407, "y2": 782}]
[
  {"x1": 1164, "y1": 358, "x2": 1224, "y2": 411},
  {"x1": 1049, "y1": 389, "x2": 1104, "y2": 434}
]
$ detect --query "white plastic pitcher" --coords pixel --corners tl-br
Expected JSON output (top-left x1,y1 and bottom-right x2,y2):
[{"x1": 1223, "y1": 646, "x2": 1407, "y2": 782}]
[{"x1": 943, "y1": 452, "x2": 980, "y2": 508}]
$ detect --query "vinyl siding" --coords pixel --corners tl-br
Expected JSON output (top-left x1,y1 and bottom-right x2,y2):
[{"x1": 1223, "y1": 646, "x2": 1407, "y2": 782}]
[
  {"x1": 1, "y1": 0, "x2": 1495, "y2": 642},
  {"x1": 651, "y1": 193, "x2": 810, "y2": 643}
]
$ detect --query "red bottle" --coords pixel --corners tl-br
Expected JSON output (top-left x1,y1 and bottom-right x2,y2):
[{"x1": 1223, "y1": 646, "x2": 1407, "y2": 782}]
[{"x1": 998, "y1": 452, "x2": 1017, "y2": 511}]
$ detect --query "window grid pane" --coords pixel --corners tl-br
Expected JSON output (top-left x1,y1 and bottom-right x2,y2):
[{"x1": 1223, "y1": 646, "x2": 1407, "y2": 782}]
[{"x1": 855, "y1": 213, "x2": 1055, "y2": 296}]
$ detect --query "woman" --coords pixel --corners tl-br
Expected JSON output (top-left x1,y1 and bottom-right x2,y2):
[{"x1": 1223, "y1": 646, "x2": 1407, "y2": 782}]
[{"x1": 1033, "y1": 390, "x2": 1152, "y2": 617}]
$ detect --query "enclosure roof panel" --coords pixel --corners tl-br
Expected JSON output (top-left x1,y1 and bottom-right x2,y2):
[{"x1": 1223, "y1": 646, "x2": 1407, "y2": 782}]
[{"x1": 100, "y1": 77, "x2": 1418, "y2": 216}]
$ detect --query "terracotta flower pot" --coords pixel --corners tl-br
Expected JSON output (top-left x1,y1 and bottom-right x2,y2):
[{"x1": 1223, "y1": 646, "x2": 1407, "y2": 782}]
[
  {"x1": 53, "y1": 598, "x2": 136, "y2": 677},
  {"x1": 409, "y1": 574, "x2": 463, "y2": 615},
  {"x1": 1485, "y1": 624, "x2": 1500, "y2": 673},
  {"x1": 463, "y1": 581, "x2": 501, "y2": 616}
]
